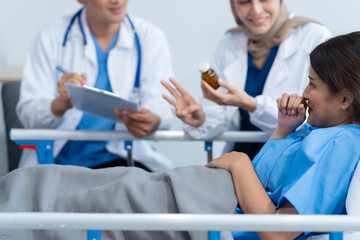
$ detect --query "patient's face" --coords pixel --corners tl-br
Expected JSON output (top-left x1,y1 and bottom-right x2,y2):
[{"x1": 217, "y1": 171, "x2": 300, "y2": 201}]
[{"x1": 302, "y1": 67, "x2": 344, "y2": 128}]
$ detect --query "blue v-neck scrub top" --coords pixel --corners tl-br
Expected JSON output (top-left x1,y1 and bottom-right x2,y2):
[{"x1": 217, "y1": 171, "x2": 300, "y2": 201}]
[
  {"x1": 233, "y1": 47, "x2": 279, "y2": 159},
  {"x1": 55, "y1": 31, "x2": 120, "y2": 167},
  {"x1": 233, "y1": 124, "x2": 360, "y2": 239}
]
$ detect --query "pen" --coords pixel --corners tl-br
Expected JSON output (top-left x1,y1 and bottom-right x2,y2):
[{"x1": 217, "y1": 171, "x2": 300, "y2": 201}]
[
  {"x1": 56, "y1": 66, "x2": 87, "y2": 86},
  {"x1": 56, "y1": 66, "x2": 68, "y2": 74}
]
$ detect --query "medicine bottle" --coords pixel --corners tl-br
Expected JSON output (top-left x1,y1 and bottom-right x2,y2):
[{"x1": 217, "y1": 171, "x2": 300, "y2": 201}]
[{"x1": 198, "y1": 62, "x2": 220, "y2": 89}]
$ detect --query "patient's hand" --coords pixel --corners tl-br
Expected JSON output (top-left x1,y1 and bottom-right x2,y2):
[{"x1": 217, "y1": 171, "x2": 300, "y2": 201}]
[
  {"x1": 205, "y1": 151, "x2": 251, "y2": 172},
  {"x1": 272, "y1": 93, "x2": 306, "y2": 139}
]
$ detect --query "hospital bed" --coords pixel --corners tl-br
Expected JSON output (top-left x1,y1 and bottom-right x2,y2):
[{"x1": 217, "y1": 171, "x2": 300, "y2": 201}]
[
  {"x1": 3, "y1": 129, "x2": 360, "y2": 240},
  {"x1": 0, "y1": 213, "x2": 359, "y2": 240}
]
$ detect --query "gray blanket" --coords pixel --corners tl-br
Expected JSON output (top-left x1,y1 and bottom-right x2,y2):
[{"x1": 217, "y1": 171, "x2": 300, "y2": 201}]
[{"x1": 0, "y1": 164, "x2": 237, "y2": 240}]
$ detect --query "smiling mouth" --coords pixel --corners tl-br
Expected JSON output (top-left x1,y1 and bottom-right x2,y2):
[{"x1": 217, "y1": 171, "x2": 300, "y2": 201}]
[
  {"x1": 109, "y1": 6, "x2": 123, "y2": 14},
  {"x1": 248, "y1": 15, "x2": 270, "y2": 25},
  {"x1": 251, "y1": 18, "x2": 266, "y2": 23}
]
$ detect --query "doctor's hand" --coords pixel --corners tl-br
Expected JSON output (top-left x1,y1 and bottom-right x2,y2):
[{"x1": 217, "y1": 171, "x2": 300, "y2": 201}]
[
  {"x1": 161, "y1": 78, "x2": 205, "y2": 127},
  {"x1": 51, "y1": 73, "x2": 87, "y2": 117},
  {"x1": 270, "y1": 93, "x2": 306, "y2": 139},
  {"x1": 201, "y1": 79, "x2": 257, "y2": 112},
  {"x1": 114, "y1": 108, "x2": 160, "y2": 138}
]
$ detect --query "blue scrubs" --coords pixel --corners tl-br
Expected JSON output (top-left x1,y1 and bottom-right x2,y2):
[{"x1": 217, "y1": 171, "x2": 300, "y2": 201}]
[
  {"x1": 233, "y1": 124, "x2": 360, "y2": 239},
  {"x1": 233, "y1": 47, "x2": 279, "y2": 159},
  {"x1": 56, "y1": 31, "x2": 120, "y2": 167}
]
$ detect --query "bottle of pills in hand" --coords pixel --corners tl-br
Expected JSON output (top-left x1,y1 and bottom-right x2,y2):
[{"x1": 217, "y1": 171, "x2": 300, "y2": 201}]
[{"x1": 198, "y1": 62, "x2": 220, "y2": 89}]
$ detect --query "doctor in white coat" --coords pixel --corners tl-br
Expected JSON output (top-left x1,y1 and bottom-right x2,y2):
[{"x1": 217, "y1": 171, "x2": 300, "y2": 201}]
[
  {"x1": 16, "y1": 0, "x2": 174, "y2": 172},
  {"x1": 162, "y1": 0, "x2": 331, "y2": 159}
]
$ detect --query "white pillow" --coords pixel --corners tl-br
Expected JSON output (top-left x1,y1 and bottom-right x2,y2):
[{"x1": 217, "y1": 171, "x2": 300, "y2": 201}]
[
  {"x1": 342, "y1": 163, "x2": 360, "y2": 239},
  {"x1": 346, "y1": 163, "x2": 360, "y2": 216},
  {"x1": 343, "y1": 232, "x2": 360, "y2": 239}
]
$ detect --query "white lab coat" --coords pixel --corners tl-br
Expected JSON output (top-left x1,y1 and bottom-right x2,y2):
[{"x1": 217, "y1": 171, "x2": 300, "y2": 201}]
[
  {"x1": 16, "y1": 9, "x2": 174, "y2": 172},
  {"x1": 184, "y1": 21, "x2": 331, "y2": 154}
]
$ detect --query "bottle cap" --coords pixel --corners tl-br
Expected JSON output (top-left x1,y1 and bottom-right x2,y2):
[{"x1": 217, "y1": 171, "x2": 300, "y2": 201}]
[{"x1": 198, "y1": 62, "x2": 210, "y2": 73}]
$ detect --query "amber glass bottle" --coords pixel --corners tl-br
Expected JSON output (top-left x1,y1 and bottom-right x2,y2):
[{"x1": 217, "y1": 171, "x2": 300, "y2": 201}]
[{"x1": 198, "y1": 62, "x2": 220, "y2": 89}]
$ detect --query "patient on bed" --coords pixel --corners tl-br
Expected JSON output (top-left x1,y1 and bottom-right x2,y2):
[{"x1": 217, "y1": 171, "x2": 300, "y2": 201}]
[
  {"x1": 205, "y1": 31, "x2": 360, "y2": 240},
  {"x1": 1, "y1": 32, "x2": 360, "y2": 240}
]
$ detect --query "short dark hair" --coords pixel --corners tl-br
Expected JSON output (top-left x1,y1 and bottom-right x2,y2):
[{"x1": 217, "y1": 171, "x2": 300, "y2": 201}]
[{"x1": 310, "y1": 31, "x2": 360, "y2": 122}]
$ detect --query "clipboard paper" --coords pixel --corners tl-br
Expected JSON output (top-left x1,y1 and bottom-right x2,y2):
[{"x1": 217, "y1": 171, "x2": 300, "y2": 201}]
[{"x1": 65, "y1": 83, "x2": 139, "y2": 123}]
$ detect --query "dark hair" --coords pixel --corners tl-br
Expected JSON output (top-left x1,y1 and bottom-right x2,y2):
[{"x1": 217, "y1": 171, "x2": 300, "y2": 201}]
[{"x1": 310, "y1": 31, "x2": 360, "y2": 122}]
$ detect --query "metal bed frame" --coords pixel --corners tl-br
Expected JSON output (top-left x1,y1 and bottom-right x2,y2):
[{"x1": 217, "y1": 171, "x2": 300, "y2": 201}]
[
  {"x1": 9, "y1": 129, "x2": 269, "y2": 165},
  {"x1": 0, "y1": 213, "x2": 357, "y2": 239},
  {"x1": 3, "y1": 129, "x2": 358, "y2": 239}
]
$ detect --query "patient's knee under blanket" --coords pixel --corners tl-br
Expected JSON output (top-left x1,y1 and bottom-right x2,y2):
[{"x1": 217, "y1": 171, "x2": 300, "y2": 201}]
[{"x1": 0, "y1": 164, "x2": 237, "y2": 240}]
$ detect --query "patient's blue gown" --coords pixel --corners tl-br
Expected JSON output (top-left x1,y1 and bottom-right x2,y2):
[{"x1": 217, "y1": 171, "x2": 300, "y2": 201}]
[{"x1": 233, "y1": 123, "x2": 360, "y2": 239}]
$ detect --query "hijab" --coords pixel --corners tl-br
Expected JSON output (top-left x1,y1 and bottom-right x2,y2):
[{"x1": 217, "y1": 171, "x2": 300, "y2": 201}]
[{"x1": 229, "y1": 0, "x2": 321, "y2": 59}]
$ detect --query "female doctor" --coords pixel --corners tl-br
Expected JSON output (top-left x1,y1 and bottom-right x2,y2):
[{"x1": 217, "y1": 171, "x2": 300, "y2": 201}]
[
  {"x1": 16, "y1": 0, "x2": 174, "y2": 172},
  {"x1": 162, "y1": 0, "x2": 331, "y2": 159}
]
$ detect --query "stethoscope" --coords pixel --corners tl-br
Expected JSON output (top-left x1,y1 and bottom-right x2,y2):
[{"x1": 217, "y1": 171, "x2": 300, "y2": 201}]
[{"x1": 62, "y1": 8, "x2": 142, "y2": 104}]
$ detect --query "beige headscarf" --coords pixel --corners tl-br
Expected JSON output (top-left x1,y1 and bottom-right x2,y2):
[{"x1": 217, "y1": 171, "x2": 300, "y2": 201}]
[{"x1": 229, "y1": 0, "x2": 321, "y2": 59}]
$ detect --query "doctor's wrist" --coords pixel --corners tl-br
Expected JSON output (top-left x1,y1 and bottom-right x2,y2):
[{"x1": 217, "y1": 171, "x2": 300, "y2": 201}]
[
  {"x1": 51, "y1": 96, "x2": 72, "y2": 117},
  {"x1": 239, "y1": 95, "x2": 257, "y2": 112}
]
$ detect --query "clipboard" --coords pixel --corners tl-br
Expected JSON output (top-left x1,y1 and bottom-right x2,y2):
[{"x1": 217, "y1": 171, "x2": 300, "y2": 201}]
[{"x1": 65, "y1": 82, "x2": 139, "y2": 123}]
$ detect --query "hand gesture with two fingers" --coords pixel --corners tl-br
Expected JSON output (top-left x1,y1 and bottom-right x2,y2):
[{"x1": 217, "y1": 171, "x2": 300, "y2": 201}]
[{"x1": 161, "y1": 78, "x2": 205, "y2": 127}]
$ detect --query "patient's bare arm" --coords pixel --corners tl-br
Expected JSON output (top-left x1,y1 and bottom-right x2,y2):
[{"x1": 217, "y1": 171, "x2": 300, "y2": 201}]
[
  {"x1": 207, "y1": 152, "x2": 276, "y2": 213},
  {"x1": 206, "y1": 152, "x2": 301, "y2": 240}
]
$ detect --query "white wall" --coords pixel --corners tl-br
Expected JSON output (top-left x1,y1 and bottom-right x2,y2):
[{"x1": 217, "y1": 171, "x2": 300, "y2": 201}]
[{"x1": 0, "y1": 0, "x2": 360, "y2": 177}]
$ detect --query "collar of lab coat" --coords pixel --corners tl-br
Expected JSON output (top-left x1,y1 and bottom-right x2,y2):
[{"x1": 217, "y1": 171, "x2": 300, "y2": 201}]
[
  {"x1": 223, "y1": 29, "x2": 300, "y2": 91},
  {"x1": 263, "y1": 30, "x2": 299, "y2": 92},
  {"x1": 67, "y1": 9, "x2": 136, "y2": 64}
]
